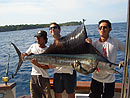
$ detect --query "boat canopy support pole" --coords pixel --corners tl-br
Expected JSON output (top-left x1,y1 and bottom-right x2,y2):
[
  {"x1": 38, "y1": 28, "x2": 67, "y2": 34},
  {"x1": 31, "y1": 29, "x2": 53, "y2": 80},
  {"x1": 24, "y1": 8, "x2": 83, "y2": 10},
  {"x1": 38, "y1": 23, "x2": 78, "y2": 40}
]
[
  {"x1": 121, "y1": 0, "x2": 130, "y2": 98},
  {"x1": 126, "y1": 0, "x2": 130, "y2": 97}
]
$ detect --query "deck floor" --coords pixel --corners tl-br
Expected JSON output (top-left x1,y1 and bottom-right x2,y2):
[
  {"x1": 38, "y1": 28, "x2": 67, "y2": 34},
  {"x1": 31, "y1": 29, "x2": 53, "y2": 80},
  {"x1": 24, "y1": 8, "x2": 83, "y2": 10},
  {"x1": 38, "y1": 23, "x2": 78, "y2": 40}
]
[{"x1": 17, "y1": 78, "x2": 124, "y2": 98}]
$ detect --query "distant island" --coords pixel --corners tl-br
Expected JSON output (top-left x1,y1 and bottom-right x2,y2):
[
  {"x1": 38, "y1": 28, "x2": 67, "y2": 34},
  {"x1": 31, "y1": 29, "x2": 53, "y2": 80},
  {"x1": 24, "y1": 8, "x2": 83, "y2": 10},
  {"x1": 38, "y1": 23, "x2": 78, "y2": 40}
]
[{"x1": 0, "y1": 21, "x2": 82, "y2": 32}]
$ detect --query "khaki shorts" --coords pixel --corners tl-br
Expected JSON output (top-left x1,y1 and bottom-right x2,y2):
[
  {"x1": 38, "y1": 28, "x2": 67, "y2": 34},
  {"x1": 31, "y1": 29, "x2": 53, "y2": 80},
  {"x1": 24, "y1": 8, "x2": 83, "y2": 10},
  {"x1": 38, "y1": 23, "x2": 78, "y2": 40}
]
[{"x1": 30, "y1": 75, "x2": 52, "y2": 98}]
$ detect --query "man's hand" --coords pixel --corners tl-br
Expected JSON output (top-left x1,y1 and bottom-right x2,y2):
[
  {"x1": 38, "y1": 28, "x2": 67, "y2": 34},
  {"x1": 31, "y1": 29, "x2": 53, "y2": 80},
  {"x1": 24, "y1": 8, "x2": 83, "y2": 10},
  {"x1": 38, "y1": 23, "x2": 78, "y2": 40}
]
[
  {"x1": 21, "y1": 53, "x2": 28, "y2": 60},
  {"x1": 119, "y1": 59, "x2": 130, "y2": 69},
  {"x1": 48, "y1": 64, "x2": 56, "y2": 68},
  {"x1": 119, "y1": 61, "x2": 124, "y2": 69},
  {"x1": 31, "y1": 59, "x2": 40, "y2": 67},
  {"x1": 85, "y1": 38, "x2": 92, "y2": 44}
]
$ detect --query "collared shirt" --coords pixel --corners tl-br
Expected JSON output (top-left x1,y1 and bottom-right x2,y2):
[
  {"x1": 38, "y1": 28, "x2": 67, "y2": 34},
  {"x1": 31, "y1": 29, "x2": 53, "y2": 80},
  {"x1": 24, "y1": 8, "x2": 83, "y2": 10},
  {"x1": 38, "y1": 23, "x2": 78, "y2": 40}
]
[{"x1": 92, "y1": 36, "x2": 125, "y2": 83}]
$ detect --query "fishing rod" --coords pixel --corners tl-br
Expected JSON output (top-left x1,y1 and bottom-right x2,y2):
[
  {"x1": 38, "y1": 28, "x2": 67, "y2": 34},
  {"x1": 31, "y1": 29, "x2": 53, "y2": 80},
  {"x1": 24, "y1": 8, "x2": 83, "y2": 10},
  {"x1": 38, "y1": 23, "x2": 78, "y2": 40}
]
[
  {"x1": 2, "y1": 42, "x2": 22, "y2": 83},
  {"x1": 2, "y1": 42, "x2": 11, "y2": 85},
  {"x1": 121, "y1": 0, "x2": 130, "y2": 97}
]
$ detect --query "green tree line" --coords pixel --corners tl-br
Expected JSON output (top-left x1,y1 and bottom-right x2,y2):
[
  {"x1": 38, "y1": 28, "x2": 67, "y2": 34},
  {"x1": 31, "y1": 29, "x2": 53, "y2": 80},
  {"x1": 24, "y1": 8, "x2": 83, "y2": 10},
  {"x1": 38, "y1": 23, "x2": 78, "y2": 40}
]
[{"x1": 0, "y1": 21, "x2": 82, "y2": 32}]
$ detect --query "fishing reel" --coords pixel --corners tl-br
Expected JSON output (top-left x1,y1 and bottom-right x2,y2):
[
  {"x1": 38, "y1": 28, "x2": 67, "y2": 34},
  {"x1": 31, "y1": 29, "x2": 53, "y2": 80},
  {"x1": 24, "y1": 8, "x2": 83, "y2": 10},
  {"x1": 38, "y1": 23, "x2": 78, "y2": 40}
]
[{"x1": 2, "y1": 76, "x2": 9, "y2": 85}]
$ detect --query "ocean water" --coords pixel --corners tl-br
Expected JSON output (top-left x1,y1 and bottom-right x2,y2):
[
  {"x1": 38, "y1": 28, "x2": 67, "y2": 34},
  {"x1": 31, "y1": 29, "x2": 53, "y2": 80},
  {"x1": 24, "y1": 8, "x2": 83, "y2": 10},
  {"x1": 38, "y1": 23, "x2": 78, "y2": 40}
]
[{"x1": 0, "y1": 22, "x2": 127, "y2": 97}]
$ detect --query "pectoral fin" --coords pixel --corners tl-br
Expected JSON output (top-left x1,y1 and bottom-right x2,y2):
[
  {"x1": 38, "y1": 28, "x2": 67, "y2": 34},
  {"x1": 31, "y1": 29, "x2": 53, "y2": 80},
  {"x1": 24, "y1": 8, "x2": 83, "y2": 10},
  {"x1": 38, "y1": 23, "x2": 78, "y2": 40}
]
[{"x1": 71, "y1": 60, "x2": 94, "y2": 76}]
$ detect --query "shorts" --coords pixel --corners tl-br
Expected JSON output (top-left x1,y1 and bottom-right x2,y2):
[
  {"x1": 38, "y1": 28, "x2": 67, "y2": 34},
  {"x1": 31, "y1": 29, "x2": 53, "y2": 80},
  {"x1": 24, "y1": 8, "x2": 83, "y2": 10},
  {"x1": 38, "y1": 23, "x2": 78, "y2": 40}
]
[
  {"x1": 30, "y1": 75, "x2": 52, "y2": 98},
  {"x1": 89, "y1": 78, "x2": 115, "y2": 98},
  {"x1": 53, "y1": 70, "x2": 76, "y2": 94}
]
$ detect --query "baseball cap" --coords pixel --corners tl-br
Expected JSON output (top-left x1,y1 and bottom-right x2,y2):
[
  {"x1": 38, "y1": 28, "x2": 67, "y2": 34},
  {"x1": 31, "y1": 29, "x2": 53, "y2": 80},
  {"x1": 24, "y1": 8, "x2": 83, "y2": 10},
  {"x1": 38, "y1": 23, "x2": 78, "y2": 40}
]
[{"x1": 34, "y1": 30, "x2": 47, "y2": 37}]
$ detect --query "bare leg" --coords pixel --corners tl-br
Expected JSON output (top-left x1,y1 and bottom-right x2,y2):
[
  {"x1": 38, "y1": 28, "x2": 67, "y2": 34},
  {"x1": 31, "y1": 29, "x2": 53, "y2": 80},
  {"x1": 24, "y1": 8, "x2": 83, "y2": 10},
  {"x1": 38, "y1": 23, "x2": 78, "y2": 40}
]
[
  {"x1": 55, "y1": 93, "x2": 62, "y2": 98},
  {"x1": 68, "y1": 93, "x2": 75, "y2": 98}
]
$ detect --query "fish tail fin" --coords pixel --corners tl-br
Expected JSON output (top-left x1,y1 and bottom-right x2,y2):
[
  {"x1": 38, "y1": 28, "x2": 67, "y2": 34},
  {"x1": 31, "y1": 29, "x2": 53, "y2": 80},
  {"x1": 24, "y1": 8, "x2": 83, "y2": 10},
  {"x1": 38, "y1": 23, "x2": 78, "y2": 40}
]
[{"x1": 11, "y1": 42, "x2": 23, "y2": 77}]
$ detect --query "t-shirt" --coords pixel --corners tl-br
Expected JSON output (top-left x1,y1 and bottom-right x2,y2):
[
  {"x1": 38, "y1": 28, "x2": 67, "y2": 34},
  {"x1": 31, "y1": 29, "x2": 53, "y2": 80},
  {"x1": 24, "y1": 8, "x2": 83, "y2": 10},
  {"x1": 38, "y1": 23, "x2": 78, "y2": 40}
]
[
  {"x1": 25, "y1": 43, "x2": 49, "y2": 78},
  {"x1": 92, "y1": 36, "x2": 125, "y2": 83}
]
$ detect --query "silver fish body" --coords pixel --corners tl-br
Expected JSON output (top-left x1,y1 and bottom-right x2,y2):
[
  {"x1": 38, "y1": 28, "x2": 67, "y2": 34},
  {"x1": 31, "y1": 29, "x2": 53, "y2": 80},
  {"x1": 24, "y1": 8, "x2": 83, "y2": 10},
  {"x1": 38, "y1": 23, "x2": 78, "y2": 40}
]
[{"x1": 24, "y1": 53, "x2": 120, "y2": 75}]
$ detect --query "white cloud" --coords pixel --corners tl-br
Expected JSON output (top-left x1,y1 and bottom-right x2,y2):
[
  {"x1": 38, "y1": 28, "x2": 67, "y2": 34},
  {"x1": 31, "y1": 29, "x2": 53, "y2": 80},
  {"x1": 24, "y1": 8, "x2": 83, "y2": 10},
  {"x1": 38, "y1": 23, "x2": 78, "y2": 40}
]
[
  {"x1": 0, "y1": 0, "x2": 127, "y2": 13},
  {"x1": 85, "y1": 0, "x2": 126, "y2": 5}
]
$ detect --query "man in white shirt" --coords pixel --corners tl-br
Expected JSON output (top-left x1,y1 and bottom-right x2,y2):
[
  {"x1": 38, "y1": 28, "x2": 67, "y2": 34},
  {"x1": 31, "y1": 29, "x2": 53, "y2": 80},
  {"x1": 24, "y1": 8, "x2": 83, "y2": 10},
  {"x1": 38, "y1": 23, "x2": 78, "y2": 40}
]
[
  {"x1": 21, "y1": 30, "x2": 54, "y2": 98},
  {"x1": 86, "y1": 20, "x2": 125, "y2": 98}
]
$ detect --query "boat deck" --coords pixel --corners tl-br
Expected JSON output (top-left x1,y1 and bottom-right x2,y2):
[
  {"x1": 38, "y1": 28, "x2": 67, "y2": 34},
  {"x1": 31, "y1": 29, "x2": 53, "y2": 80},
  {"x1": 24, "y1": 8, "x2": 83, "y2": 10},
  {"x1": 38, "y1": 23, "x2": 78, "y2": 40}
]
[
  {"x1": 50, "y1": 78, "x2": 123, "y2": 92},
  {"x1": 50, "y1": 78, "x2": 123, "y2": 98},
  {"x1": 17, "y1": 78, "x2": 124, "y2": 98}
]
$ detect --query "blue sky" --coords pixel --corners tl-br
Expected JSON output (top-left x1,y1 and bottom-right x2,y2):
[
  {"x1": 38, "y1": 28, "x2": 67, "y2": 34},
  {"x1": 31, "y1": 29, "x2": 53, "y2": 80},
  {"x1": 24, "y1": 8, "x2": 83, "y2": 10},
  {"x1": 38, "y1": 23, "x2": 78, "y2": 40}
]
[{"x1": 0, "y1": 0, "x2": 128, "y2": 26}]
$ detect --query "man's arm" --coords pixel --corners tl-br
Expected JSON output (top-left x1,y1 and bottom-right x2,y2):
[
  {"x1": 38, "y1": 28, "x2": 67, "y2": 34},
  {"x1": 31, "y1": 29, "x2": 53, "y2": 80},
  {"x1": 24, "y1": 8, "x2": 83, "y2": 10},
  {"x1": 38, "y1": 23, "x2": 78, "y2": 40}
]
[{"x1": 31, "y1": 59, "x2": 56, "y2": 69}]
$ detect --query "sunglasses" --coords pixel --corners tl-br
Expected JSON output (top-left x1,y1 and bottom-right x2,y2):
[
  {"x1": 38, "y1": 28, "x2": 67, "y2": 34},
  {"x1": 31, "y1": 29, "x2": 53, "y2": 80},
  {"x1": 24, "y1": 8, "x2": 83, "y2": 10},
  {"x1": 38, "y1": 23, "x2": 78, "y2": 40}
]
[
  {"x1": 49, "y1": 26, "x2": 58, "y2": 30},
  {"x1": 98, "y1": 26, "x2": 108, "y2": 30}
]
